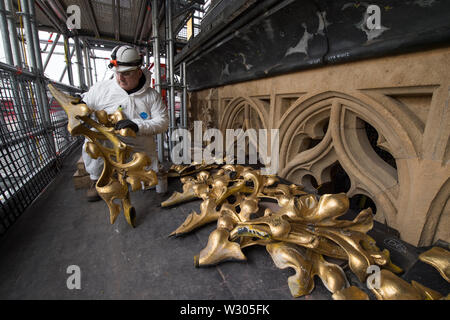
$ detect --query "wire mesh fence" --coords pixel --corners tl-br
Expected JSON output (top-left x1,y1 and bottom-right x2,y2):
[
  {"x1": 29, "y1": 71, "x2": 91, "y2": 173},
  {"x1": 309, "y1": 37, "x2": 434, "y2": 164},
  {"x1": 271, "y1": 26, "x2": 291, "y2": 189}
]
[{"x1": 0, "y1": 63, "x2": 83, "y2": 237}]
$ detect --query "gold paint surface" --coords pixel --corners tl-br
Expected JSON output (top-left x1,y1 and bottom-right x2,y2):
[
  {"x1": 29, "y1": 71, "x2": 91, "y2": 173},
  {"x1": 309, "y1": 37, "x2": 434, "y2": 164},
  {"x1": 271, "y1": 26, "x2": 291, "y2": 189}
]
[
  {"x1": 165, "y1": 164, "x2": 438, "y2": 299},
  {"x1": 195, "y1": 228, "x2": 246, "y2": 267},
  {"x1": 419, "y1": 246, "x2": 450, "y2": 282},
  {"x1": 49, "y1": 85, "x2": 158, "y2": 227},
  {"x1": 332, "y1": 286, "x2": 369, "y2": 300},
  {"x1": 371, "y1": 269, "x2": 423, "y2": 300},
  {"x1": 165, "y1": 163, "x2": 449, "y2": 299}
]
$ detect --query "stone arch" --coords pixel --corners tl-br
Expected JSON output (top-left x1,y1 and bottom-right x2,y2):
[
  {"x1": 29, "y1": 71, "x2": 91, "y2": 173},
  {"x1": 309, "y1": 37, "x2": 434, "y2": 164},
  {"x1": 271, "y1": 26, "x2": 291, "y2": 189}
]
[
  {"x1": 419, "y1": 177, "x2": 450, "y2": 246},
  {"x1": 220, "y1": 96, "x2": 269, "y2": 132},
  {"x1": 278, "y1": 91, "x2": 419, "y2": 227}
]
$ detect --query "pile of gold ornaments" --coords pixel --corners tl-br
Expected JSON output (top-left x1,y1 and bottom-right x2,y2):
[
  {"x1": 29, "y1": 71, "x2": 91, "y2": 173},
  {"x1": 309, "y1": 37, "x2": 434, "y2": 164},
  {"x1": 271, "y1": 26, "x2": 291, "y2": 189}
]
[{"x1": 164, "y1": 163, "x2": 450, "y2": 300}]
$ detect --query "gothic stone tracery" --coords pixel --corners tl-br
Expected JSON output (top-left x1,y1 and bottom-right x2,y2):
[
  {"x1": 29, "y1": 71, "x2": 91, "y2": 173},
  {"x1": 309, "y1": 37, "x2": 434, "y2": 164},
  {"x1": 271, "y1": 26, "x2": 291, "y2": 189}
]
[{"x1": 189, "y1": 47, "x2": 450, "y2": 246}]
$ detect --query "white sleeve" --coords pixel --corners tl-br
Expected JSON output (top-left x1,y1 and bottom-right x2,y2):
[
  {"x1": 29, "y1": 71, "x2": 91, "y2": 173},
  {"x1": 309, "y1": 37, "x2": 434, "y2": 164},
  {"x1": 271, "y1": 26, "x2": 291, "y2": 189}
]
[
  {"x1": 133, "y1": 91, "x2": 169, "y2": 136},
  {"x1": 81, "y1": 82, "x2": 101, "y2": 108}
]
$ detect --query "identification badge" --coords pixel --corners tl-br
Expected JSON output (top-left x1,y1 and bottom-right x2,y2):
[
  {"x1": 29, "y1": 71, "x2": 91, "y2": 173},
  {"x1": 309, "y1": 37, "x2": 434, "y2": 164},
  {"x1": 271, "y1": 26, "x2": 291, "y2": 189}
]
[{"x1": 140, "y1": 112, "x2": 149, "y2": 120}]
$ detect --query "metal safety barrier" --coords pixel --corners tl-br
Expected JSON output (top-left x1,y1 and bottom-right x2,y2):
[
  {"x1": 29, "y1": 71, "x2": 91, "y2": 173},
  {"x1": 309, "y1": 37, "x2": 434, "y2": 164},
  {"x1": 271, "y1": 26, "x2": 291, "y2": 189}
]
[{"x1": 0, "y1": 62, "x2": 83, "y2": 237}]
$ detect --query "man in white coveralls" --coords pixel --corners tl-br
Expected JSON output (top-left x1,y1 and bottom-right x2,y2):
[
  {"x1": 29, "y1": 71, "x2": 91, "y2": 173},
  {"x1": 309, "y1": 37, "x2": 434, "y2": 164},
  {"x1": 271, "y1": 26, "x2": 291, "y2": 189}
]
[{"x1": 81, "y1": 45, "x2": 168, "y2": 201}]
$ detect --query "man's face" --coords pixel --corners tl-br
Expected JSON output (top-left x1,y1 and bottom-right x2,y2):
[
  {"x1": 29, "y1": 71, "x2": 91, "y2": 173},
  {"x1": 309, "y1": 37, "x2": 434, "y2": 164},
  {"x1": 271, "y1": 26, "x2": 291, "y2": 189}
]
[{"x1": 116, "y1": 69, "x2": 142, "y2": 91}]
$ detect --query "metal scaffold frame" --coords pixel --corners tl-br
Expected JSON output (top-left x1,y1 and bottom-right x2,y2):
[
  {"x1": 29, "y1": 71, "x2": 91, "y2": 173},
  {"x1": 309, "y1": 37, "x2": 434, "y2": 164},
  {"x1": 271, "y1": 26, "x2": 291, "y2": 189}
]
[{"x1": 0, "y1": 0, "x2": 85, "y2": 236}]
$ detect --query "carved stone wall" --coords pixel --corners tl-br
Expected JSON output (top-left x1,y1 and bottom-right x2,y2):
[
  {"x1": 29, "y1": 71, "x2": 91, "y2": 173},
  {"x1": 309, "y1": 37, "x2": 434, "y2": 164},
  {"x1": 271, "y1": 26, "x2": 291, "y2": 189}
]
[{"x1": 189, "y1": 47, "x2": 450, "y2": 247}]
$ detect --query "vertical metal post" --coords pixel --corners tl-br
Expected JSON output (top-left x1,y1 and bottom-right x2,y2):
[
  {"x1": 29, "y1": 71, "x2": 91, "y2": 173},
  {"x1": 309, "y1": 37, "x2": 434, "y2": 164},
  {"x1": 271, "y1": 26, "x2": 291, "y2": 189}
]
[
  {"x1": 4, "y1": 0, "x2": 27, "y2": 121},
  {"x1": 20, "y1": 0, "x2": 37, "y2": 72},
  {"x1": 25, "y1": 0, "x2": 47, "y2": 106},
  {"x1": 152, "y1": 0, "x2": 164, "y2": 163},
  {"x1": 10, "y1": 0, "x2": 44, "y2": 169},
  {"x1": 4, "y1": 0, "x2": 28, "y2": 128},
  {"x1": 59, "y1": 48, "x2": 75, "y2": 86},
  {"x1": 166, "y1": 0, "x2": 175, "y2": 154},
  {"x1": 88, "y1": 46, "x2": 94, "y2": 86},
  {"x1": 74, "y1": 35, "x2": 86, "y2": 90},
  {"x1": 28, "y1": 0, "x2": 51, "y2": 124},
  {"x1": 28, "y1": 0, "x2": 43, "y2": 71},
  {"x1": 182, "y1": 62, "x2": 187, "y2": 129},
  {"x1": 91, "y1": 49, "x2": 98, "y2": 83},
  {"x1": 63, "y1": 36, "x2": 74, "y2": 86},
  {"x1": 5, "y1": 0, "x2": 23, "y2": 67},
  {"x1": 83, "y1": 43, "x2": 92, "y2": 87},
  {"x1": 145, "y1": 46, "x2": 149, "y2": 67},
  {"x1": 8, "y1": 0, "x2": 31, "y2": 121},
  {"x1": 165, "y1": 4, "x2": 170, "y2": 158},
  {"x1": 22, "y1": 0, "x2": 46, "y2": 122},
  {"x1": 26, "y1": 0, "x2": 57, "y2": 159},
  {"x1": 43, "y1": 33, "x2": 61, "y2": 71},
  {"x1": 0, "y1": 0, "x2": 28, "y2": 137},
  {"x1": 0, "y1": 1, "x2": 14, "y2": 65},
  {"x1": 152, "y1": 1, "x2": 162, "y2": 94}
]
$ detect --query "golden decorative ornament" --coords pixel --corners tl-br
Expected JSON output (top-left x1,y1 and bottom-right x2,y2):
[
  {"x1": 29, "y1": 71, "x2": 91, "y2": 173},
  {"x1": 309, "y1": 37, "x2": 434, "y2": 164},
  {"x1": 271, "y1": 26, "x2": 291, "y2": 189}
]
[
  {"x1": 164, "y1": 163, "x2": 450, "y2": 299},
  {"x1": 332, "y1": 286, "x2": 369, "y2": 300},
  {"x1": 369, "y1": 269, "x2": 445, "y2": 300},
  {"x1": 419, "y1": 246, "x2": 450, "y2": 283},
  {"x1": 48, "y1": 85, "x2": 158, "y2": 227}
]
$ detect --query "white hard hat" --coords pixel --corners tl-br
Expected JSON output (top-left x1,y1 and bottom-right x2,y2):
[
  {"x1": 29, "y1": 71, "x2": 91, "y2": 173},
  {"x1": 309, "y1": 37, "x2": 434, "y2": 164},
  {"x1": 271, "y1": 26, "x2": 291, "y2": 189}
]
[{"x1": 109, "y1": 45, "x2": 142, "y2": 72}]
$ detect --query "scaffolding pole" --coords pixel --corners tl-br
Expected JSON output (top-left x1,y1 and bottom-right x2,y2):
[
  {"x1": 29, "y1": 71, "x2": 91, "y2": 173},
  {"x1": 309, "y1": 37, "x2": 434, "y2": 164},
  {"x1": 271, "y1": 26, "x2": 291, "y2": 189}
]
[
  {"x1": 3, "y1": 0, "x2": 28, "y2": 116},
  {"x1": 182, "y1": 62, "x2": 187, "y2": 129},
  {"x1": 60, "y1": 46, "x2": 76, "y2": 82},
  {"x1": 21, "y1": 0, "x2": 48, "y2": 122},
  {"x1": 0, "y1": 0, "x2": 25, "y2": 131},
  {"x1": 91, "y1": 49, "x2": 98, "y2": 83},
  {"x1": 28, "y1": 0, "x2": 52, "y2": 126},
  {"x1": 63, "y1": 36, "x2": 74, "y2": 86},
  {"x1": 88, "y1": 46, "x2": 94, "y2": 86},
  {"x1": 0, "y1": 1, "x2": 14, "y2": 65},
  {"x1": 43, "y1": 33, "x2": 61, "y2": 71},
  {"x1": 83, "y1": 43, "x2": 93, "y2": 87},
  {"x1": 3, "y1": 0, "x2": 29, "y2": 128},
  {"x1": 28, "y1": 0, "x2": 44, "y2": 71},
  {"x1": 74, "y1": 35, "x2": 86, "y2": 90},
  {"x1": 19, "y1": 0, "x2": 38, "y2": 72},
  {"x1": 166, "y1": 0, "x2": 175, "y2": 155},
  {"x1": 145, "y1": 46, "x2": 149, "y2": 67},
  {"x1": 24, "y1": 0, "x2": 57, "y2": 158},
  {"x1": 5, "y1": 0, "x2": 23, "y2": 67},
  {"x1": 5, "y1": 0, "x2": 44, "y2": 170},
  {"x1": 152, "y1": 0, "x2": 164, "y2": 163}
]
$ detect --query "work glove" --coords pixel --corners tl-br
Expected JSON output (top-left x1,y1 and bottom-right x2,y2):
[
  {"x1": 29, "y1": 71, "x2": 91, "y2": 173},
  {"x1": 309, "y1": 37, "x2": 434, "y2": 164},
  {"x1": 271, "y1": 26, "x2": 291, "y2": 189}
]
[
  {"x1": 115, "y1": 119, "x2": 139, "y2": 133},
  {"x1": 71, "y1": 94, "x2": 84, "y2": 105}
]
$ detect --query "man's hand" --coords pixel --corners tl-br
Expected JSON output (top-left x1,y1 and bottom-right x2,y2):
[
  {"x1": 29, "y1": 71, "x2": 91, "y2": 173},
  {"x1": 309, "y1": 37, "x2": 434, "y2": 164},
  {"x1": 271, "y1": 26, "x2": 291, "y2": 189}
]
[{"x1": 115, "y1": 119, "x2": 139, "y2": 133}]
